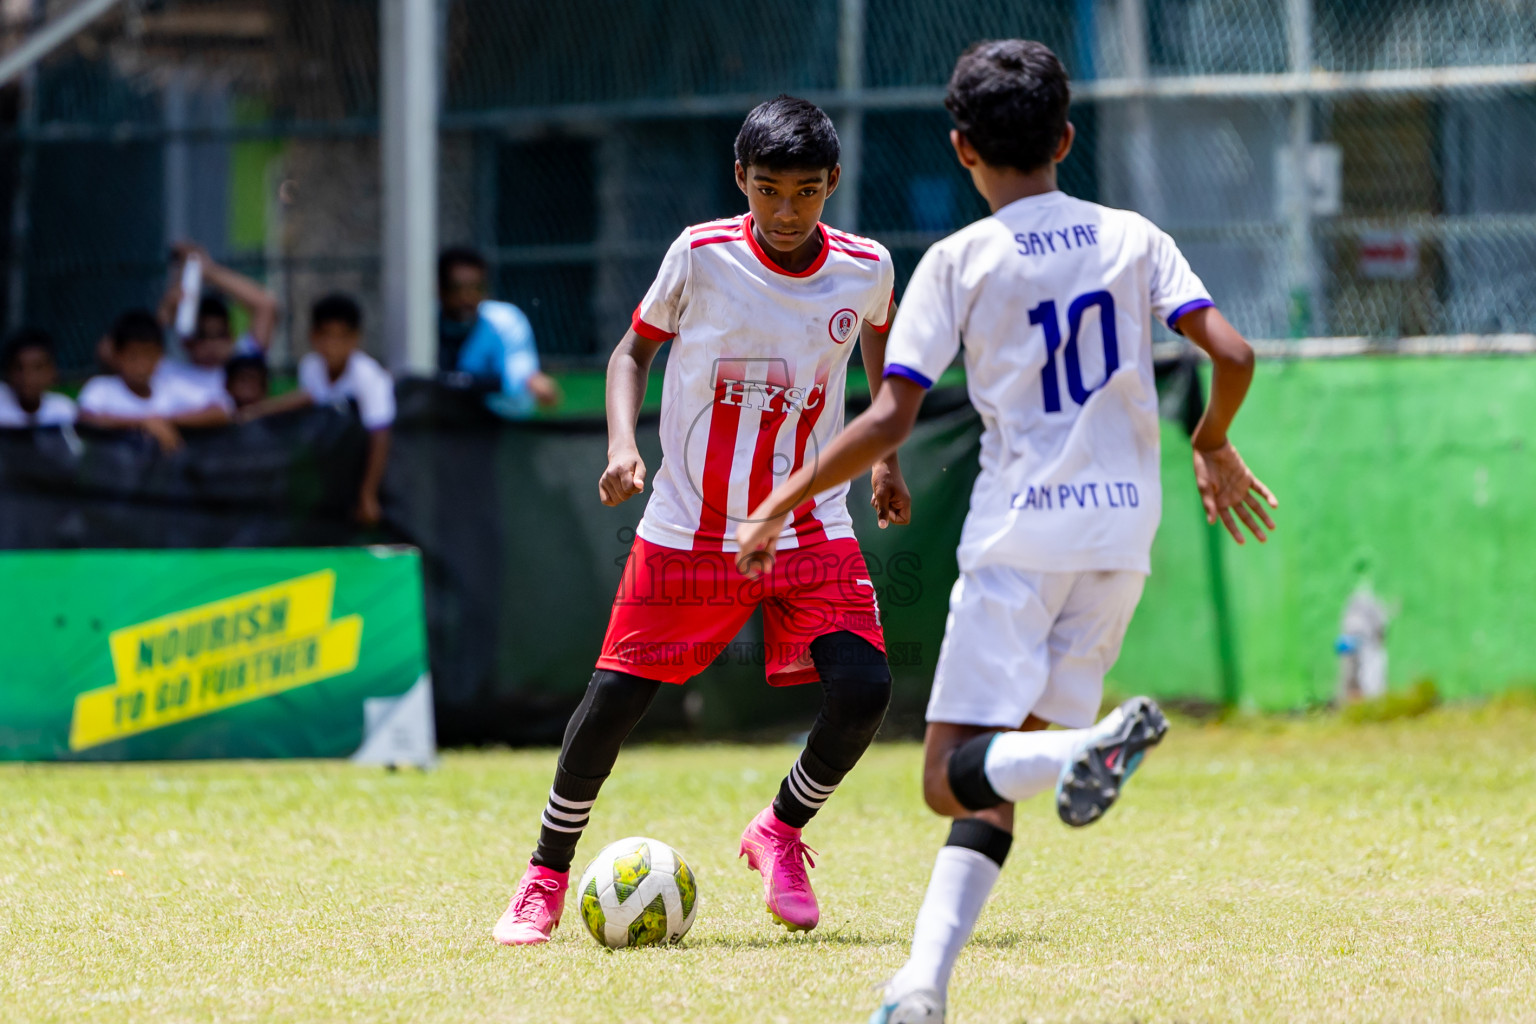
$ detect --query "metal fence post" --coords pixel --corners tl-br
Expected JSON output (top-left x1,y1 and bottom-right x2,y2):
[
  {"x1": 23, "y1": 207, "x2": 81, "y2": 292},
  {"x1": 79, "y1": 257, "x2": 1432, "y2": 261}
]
[
  {"x1": 832, "y1": 0, "x2": 865, "y2": 233},
  {"x1": 381, "y1": 0, "x2": 439, "y2": 375},
  {"x1": 1286, "y1": 0, "x2": 1315, "y2": 336},
  {"x1": 1120, "y1": 0, "x2": 1163, "y2": 222}
]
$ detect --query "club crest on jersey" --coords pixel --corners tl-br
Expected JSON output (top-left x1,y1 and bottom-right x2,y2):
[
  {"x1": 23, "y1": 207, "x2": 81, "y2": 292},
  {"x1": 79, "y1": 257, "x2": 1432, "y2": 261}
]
[{"x1": 828, "y1": 308, "x2": 858, "y2": 345}]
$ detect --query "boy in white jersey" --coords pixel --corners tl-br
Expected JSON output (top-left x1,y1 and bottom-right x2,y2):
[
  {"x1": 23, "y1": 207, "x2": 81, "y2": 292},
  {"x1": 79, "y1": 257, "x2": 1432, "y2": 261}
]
[
  {"x1": 492, "y1": 96, "x2": 910, "y2": 946},
  {"x1": 735, "y1": 42, "x2": 1278, "y2": 1021}
]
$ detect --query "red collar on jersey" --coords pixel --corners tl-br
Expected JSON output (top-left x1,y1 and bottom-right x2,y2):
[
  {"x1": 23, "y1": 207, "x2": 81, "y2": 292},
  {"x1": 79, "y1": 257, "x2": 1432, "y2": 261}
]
[{"x1": 742, "y1": 215, "x2": 830, "y2": 278}]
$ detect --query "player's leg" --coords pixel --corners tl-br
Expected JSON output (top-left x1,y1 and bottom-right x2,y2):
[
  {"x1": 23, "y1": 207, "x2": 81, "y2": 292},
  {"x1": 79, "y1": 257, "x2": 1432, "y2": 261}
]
[
  {"x1": 771, "y1": 630, "x2": 892, "y2": 829},
  {"x1": 494, "y1": 537, "x2": 750, "y2": 946},
  {"x1": 868, "y1": 719, "x2": 1029, "y2": 1023},
  {"x1": 876, "y1": 571, "x2": 1170, "y2": 1015},
  {"x1": 493, "y1": 668, "x2": 662, "y2": 945},
  {"x1": 741, "y1": 629, "x2": 892, "y2": 931},
  {"x1": 872, "y1": 568, "x2": 1060, "y2": 1021},
  {"x1": 984, "y1": 570, "x2": 1165, "y2": 827},
  {"x1": 946, "y1": 699, "x2": 1167, "y2": 827}
]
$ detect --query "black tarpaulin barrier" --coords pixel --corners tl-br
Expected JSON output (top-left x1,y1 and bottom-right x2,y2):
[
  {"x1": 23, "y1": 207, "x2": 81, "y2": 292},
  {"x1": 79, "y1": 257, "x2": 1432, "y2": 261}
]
[{"x1": 0, "y1": 409, "x2": 368, "y2": 549}]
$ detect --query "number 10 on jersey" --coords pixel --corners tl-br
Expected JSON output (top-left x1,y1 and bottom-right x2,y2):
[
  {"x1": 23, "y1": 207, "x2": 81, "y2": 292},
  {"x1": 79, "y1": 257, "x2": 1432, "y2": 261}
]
[{"x1": 1029, "y1": 290, "x2": 1118, "y2": 413}]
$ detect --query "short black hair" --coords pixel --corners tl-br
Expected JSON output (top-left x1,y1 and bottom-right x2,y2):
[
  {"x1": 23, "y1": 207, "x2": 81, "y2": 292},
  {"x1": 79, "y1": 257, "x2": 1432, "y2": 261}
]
[
  {"x1": 225, "y1": 353, "x2": 268, "y2": 381},
  {"x1": 1, "y1": 327, "x2": 55, "y2": 373},
  {"x1": 197, "y1": 294, "x2": 230, "y2": 325},
  {"x1": 112, "y1": 309, "x2": 165, "y2": 351},
  {"x1": 734, "y1": 95, "x2": 840, "y2": 171},
  {"x1": 438, "y1": 246, "x2": 488, "y2": 292},
  {"x1": 311, "y1": 293, "x2": 362, "y2": 332},
  {"x1": 945, "y1": 40, "x2": 1071, "y2": 174}
]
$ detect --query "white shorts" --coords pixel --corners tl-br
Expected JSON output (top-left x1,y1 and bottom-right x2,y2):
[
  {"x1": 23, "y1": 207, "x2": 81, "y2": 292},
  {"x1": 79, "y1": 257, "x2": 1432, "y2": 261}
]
[{"x1": 926, "y1": 567, "x2": 1146, "y2": 729}]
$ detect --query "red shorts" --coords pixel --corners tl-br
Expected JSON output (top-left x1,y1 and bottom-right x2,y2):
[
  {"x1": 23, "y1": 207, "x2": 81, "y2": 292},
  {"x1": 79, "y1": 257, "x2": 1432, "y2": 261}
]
[{"x1": 596, "y1": 535, "x2": 885, "y2": 686}]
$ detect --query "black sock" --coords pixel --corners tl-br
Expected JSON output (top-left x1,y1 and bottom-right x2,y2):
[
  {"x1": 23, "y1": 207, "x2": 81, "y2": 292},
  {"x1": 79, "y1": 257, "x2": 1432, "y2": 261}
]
[
  {"x1": 771, "y1": 632, "x2": 891, "y2": 829},
  {"x1": 946, "y1": 817, "x2": 1013, "y2": 868},
  {"x1": 531, "y1": 766, "x2": 605, "y2": 873},
  {"x1": 773, "y1": 745, "x2": 843, "y2": 830},
  {"x1": 530, "y1": 669, "x2": 660, "y2": 873}
]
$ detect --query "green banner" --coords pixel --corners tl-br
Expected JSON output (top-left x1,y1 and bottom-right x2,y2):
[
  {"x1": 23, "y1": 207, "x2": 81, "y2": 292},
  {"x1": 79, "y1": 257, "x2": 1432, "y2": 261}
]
[{"x1": 0, "y1": 548, "x2": 432, "y2": 762}]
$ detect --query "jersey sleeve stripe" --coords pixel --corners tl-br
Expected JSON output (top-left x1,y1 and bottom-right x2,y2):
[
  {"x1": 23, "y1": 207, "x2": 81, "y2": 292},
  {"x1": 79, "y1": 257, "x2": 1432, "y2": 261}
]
[
  {"x1": 690, "y1": 216, "x2": 743, "y2": 233},
  {"x1": 631, "y1": 305, "x2": 677, "y2": 342},
  {"x1": 689, "y1": 235, "x2": 738, "y2": 249},
  {"x1": 884, "y1": 363, "x2": 934, "y2": 389},
  {"x1": 1166, "y1": 297, "x2": 1214, "y2": 335},
  {"x1": 828, "y1": 245, "x2": 880, "y2": 262},
  {"x1": 825, "y1": 229, "x2": 876, "y2": 250}
]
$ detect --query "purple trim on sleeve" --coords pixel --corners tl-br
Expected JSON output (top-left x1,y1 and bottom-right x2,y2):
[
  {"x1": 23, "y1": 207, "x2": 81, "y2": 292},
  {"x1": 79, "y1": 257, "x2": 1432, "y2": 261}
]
[
  {"x1": 883, "y1": 363, "x2": 934, "y2": 390},
  {"x1": 1167, "y1": 298, "x2": 1215, "y2": 336}
]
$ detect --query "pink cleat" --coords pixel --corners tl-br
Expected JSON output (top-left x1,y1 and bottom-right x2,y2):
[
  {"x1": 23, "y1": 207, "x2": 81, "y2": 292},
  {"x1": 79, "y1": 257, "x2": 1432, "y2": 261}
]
[
  {"x1": 492, "y1": 863, "x2": 568, "y2": 946},
  {"x1": 739, "y1": 806, "x2": 820, "y2": 932}
]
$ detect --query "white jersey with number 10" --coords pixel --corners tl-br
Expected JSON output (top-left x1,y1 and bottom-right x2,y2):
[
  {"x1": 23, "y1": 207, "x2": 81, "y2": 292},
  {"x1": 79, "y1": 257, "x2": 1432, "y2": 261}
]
[{"x1": 884, "y1": 190, "x2": 1212, "y2": 575}]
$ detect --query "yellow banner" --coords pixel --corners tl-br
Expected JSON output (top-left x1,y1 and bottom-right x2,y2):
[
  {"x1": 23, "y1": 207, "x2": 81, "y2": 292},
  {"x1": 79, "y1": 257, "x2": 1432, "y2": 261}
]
[{"x1": 69, "y1": 571, "x2": 364, "y2": 750}]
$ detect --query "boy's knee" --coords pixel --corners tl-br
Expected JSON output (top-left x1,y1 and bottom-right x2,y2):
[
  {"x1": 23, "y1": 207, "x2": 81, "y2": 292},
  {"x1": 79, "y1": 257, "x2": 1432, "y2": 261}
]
[
  {"x1": 585, "y1": 669, "x2": 661, "y2": 721},
  {"x1": 810, "y1": 631, "x2": 892, "y2": 729}
]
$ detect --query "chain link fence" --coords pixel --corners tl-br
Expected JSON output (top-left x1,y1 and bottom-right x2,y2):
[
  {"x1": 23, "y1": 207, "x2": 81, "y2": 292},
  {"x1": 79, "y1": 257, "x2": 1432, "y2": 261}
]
[{"x1": 4, "y1": 0, "x2": 1536, "y2": 371}]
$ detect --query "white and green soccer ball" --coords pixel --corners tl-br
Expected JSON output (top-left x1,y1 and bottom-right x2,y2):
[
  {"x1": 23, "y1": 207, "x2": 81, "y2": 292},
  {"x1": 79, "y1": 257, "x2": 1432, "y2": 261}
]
[{"x1": 576, "y1": 836, "x2": 699, "y2": 949}]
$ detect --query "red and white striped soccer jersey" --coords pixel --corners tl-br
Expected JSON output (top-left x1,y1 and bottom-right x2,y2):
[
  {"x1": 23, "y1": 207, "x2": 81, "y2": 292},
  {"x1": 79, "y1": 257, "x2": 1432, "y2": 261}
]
[{"x1": 630, "y1": 214, "x2": 894, "y2": 552}]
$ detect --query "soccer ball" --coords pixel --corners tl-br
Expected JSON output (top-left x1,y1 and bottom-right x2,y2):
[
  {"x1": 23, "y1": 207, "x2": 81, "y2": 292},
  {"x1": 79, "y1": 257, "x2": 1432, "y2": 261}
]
[{"x1": 576, "y1": 836, "x2": 699, "y2": 949}]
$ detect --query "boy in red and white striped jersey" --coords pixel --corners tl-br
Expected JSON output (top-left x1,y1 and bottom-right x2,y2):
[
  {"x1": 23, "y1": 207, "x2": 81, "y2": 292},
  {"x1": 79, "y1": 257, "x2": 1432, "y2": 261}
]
[{"x1": 493, "y1": 95, "x2": 909, "y2": 946}]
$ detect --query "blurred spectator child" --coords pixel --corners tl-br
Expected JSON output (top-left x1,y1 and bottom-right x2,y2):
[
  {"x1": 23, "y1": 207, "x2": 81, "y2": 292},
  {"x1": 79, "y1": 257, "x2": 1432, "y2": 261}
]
[
  {"x1": 78, "y1": 309, "x2": 232, "y2": 451},
  {"x1": 224, "y1": 354, "x2": 271, "y2": 412},
  {"x1": 155, "y1": 242, "x2": 280, "y2": 407},
  {"x1": 0, "y1": 328, "x2": 76, "y2": 426},
  {"x1": 298, "y1": 294, "x2": 394, "y2": 525},
  {"x1": 437, "y1": 246, "x2": 561, "y2": 418}
]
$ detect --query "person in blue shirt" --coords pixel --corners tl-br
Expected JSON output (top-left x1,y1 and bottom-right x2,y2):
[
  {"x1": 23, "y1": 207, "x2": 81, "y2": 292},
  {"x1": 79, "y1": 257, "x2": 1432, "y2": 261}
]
[{"x1": 438, "y1": 247, "x2": 561, "y2": 418}]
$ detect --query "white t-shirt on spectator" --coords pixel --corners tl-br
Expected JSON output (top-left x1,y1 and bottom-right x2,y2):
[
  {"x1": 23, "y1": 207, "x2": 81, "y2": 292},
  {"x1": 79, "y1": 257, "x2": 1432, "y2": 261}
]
[
  {"x1": 154, "y1": 360, "x2": 228, "y2": 408},
  {"x1": 78, "y1": 373, "x2": 230, "y2": 419},
  {"x1": 298, "y1": 350, "x2": 395, "y2": 429},
  {"x1": 0, "y1": 384, "x2": 76, "y2": 426}
]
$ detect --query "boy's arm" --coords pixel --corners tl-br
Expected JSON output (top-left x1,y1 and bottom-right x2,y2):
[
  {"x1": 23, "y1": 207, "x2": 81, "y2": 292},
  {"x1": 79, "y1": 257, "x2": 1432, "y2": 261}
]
[
  {"x1": 858, "y1": 301, "x2": 911, "y2": 529},
  {"x1": 488, "y1": 309, "x2": 561, "y2": 410},
  {"x1": 598, "y1": 327, "x2": 665, "y2": 506},
  {"x1": 177, "y1": 242, "x2": 280, "y2": 349},
  {"x1": 166, "y1": 404, "x2": 233, "y2": 429},
  {"x1": 78, "y1": 411, "x2": 184, "y2": 452},
  {"x1": 235, "y1": 390, "x2": 314, "y2": 423},
  {"x1": 736, "y1": 376, "x2": 927, "y2": 575},
  {"x1": 77, "y1": 410, "x2": 142, "y2": 430},
  {"x1": 356, "y1": 428, "x2": 391, "y2": 525},
  {"x1": 1176, "y1": 305, "x2": 1278, "y2": 544}
]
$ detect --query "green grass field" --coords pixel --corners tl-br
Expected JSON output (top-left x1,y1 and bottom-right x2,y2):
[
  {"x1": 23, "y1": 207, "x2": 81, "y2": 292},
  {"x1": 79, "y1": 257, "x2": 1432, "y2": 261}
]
[{"x1": 5, "y1": 701, "x2": 1536, "y2": 1023}]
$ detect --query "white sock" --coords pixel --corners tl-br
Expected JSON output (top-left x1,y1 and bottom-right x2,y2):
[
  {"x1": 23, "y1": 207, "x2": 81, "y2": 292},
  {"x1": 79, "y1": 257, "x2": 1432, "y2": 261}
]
[
  {"x1": 982, "y1": 705, "x2": 1131, "y2": 803},
  {"x1": 979, "y1": 727, "x2": 1086, "y2": 802},
  {"x1": 891, "y1": 846, "x2": 1001, "y2": 997}
]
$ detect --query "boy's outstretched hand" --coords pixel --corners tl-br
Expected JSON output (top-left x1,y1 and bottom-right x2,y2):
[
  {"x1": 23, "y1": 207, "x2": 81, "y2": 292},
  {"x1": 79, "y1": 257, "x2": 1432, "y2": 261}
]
[
  {"x1": 870, "y1": 458, "x2": 912, "y2": 529},
  {"x1": 1193, "y1": 441, "x2": 1278, "y2": 544}
]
